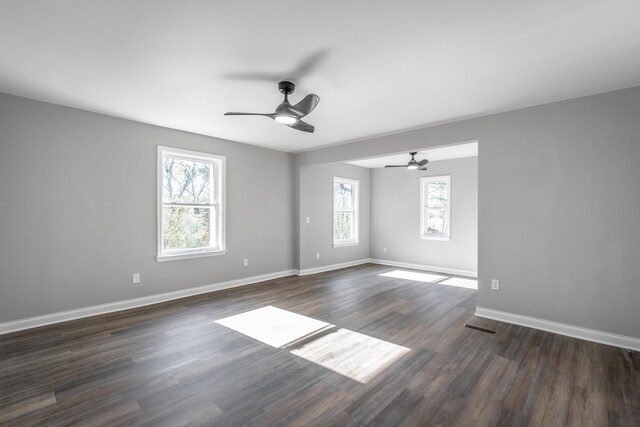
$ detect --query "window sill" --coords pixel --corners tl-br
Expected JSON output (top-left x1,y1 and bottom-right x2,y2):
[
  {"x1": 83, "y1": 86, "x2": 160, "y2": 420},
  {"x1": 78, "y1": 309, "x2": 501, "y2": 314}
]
[
  {"x1": 156, "y1": 249, "x2": 227, "y2": 262},
  {"x1": 420, "y1": 235, "x2": 450, "y2": 241},
  {"x1": 333, "y1": 241, "x2": 359, "y2": 248}
]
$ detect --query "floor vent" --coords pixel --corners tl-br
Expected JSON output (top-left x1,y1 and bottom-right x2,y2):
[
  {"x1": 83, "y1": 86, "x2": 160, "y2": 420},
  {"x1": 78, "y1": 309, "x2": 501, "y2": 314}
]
[{"x1": 464, "y1": 324, "x2": 496, "y2": 334}]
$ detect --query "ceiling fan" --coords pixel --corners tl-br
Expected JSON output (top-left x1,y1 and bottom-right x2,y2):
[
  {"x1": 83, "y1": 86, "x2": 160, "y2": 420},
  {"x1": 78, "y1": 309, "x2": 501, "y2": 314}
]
[
  {"x1": 385, "y1": 152, "x2": 429, "y2": 170},
  {"x1": 224, "y1": 81, "x2": 320, "y2": 133}
]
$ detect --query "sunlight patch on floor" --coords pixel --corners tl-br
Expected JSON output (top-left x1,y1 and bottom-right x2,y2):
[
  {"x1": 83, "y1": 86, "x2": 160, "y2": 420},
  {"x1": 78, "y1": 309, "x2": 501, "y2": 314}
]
[
  {"x1": 215, "y1": 306, "x2": 332, "y2": 348},
  {"x1": 379, "y1": 270, "x2": 478, "y2": 290},
  {"x1": 291, "y1": 328, "x2": 411, "y2": 383},
  {"x1": 439, "y1": 277, "x2": 478, "y2": 290},
  {"x1": 379, "y1": 270, "x2": 447, "y2": 283},
  {"x1": 215, "y1": 306, "x2": 411, "y2": 383}
]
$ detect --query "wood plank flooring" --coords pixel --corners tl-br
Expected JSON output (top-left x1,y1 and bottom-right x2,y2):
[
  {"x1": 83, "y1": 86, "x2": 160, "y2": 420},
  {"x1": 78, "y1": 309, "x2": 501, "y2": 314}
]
[{"x1": 1, "y1": 264, "x2": 638, "y2": 426}]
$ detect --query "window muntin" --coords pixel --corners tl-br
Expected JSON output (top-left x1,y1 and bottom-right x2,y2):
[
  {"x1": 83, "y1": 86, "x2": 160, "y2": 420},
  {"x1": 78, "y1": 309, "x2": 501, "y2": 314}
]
[
  {"x1": 420, "y1": 176, "x2": 450, "y2": 241},
  {"x1": 157, "y1": 147, "x2": 225, "y2": 260},
  {"x1": 333, "y1": 177, "x2": 359, "y2": 246}
]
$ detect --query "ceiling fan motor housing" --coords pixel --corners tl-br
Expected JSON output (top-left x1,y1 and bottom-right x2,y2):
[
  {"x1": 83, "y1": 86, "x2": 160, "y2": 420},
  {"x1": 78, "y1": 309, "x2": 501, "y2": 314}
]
[{"x1": 278, "y1": 81, "x2": 295, "y2": 95}]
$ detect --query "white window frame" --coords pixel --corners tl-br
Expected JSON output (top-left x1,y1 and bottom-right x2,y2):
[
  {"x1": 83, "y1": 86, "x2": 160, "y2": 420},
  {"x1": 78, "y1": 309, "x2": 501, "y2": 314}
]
[
  {"x1": 333, "y1": 176, "x2": 359, "y2": 247},
  {"x1": 157, "y1": 146, "x2": 226, "y2": 262},
  {"x1": 420, "y1": 175, "x2": 451, "y2": 241}
]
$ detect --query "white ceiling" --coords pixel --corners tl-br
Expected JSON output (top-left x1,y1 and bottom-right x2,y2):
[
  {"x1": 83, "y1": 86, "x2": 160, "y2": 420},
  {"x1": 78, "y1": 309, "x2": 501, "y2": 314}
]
[
  {"x1": 1, "y1": 1, "x2": 639, "y2": 153},
  {"x1": 346, "y1": 142, "x2": 478, "y2": 169}
]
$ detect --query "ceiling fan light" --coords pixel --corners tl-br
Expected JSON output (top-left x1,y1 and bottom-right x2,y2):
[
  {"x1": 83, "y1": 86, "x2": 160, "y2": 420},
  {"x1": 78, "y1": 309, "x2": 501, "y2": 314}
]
[
  {"x1": 407, "y1": 164, "x2": 418, "y2": 170},
  {"x1": 275, "y1": 115, "x2": 297, "y2": 125}
]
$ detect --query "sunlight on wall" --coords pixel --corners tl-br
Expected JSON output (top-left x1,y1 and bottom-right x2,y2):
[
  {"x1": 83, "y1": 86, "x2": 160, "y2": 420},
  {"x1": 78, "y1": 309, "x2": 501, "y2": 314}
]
[{"x1": 215, "y1": 306, "x2": 411, "y2": 384}]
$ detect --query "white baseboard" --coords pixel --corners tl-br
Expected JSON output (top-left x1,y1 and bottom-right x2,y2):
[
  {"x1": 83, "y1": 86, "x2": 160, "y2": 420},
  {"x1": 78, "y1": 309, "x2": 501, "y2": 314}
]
[
  {"x1": 475, "y1": 307, "x2": 640, "y2": 351},
  {"x1": 0, "y1": 258, "x2": 466, "y2": 335},
  {"x1": 0, "y1": 269, "x2": 296, "y2": 336},
  {"x1": 369, "y1": 258, "x2": 477, "y2": 278},
  {"x1": 295, "y1": 258, "x2": 477, "y2": 278},
  {"x1": 295, "y1": 259, "x2": 371, "y2": 276}
]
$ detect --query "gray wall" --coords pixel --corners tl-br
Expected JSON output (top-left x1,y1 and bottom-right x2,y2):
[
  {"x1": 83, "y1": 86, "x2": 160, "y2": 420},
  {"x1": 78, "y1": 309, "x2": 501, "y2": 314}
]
[
  {"x1": 0, "y1": 93, "x2": 293, "y2": 323},
  {"x1": 299, "y1": 163, "x2": 370, "y2": 271},
  {"x1": 370, "y1": 157, "x2": 478, "y2": 274},
  {"x1": 295, "y1": 87, "x2": 640, "y2": 338},
  {"x1": 3, "y1": 86, "x2": 640, "y2": 339}
]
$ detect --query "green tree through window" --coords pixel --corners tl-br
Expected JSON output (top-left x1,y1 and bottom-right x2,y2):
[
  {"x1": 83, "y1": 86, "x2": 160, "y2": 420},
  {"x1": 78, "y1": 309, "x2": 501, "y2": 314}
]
[
  {"x1": 157, "y1": 147, "x2": 226, "y2": 260},
  {"x1": 333, "y1": 177, "x2": 359, "y2": 245}
]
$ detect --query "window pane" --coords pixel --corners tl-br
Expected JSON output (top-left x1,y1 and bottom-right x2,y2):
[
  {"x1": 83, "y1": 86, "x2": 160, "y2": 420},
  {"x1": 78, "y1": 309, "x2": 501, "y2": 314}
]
[
  {"x1": 427, "y1": 181, "x2": 447, "y2": 209},
  {"x1": 425, "y1": 208, "x2": 448, "y2": 235},
  {"x1": 334, "y1": 182, "x2": 353, "y2": 211},
  {"x1": 163, "y1": 156, "x2": 212, "y2": 204},
  {"x1": 334, "y1": 212, "x2": 353, "y2": 240},
  {"x1": 163, "y1": 206, "x2": 214, "y2": 250}
]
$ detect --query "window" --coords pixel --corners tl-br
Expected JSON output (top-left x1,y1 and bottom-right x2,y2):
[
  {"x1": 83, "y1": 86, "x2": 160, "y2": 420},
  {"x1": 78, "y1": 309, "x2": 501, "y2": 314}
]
[
  {"x1": 157, "y1": 146, "x2": 226, "y2": 261},
  {"x1": 420, "y1": 175, "x2": 450, "y2": 241},
  {"x1": 333, "y1": 177, "x2": 359, "y2": 246}
]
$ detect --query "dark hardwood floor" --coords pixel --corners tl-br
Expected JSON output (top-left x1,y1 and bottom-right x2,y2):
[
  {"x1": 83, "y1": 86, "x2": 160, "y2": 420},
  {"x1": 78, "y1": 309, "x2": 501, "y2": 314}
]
[{"x1": 1, "y1": 264, "x2": 638, "y2": 426}]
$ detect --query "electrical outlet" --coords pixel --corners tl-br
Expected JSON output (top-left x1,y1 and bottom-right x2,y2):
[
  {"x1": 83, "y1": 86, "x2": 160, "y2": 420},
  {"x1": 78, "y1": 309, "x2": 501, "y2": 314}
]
[
  {"x1": 306, "y1": 217, "x2": 310, "y2": 224},
  {"x1": 316, "y1": 252, "x2": 320, "y2": 259},
  {"x1": 383, "y1": 247, "x2": 387, "y2": 253},
  {"x1": 132, "y1": 273, "x2": 141, "y2": 284},
  {"x1": 491, "y1": 279, "x2": 500, "y2": 290},
  {"x1": 243, "y1": 258, "x2": 249, "y2": 267}
]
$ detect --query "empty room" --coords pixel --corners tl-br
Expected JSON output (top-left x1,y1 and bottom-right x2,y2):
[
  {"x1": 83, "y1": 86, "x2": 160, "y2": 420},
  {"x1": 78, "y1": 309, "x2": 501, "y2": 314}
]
[{"x1": 0, "y1": 1, "x2": 639, "y2": 426}]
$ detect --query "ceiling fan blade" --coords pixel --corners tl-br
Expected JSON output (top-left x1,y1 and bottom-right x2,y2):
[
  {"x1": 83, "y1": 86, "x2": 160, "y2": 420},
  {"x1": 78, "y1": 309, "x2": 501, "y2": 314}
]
[
  {"x1": 292, "y1": 50, "x2": 329, "y2": 79},
  {"x1": 285, "y1": 120, "x2": 315, "y2": 133},
  {"x1": 417, "y1": 159, "x2": 429, "y2": 166},
  {"x1": 418, "y1": 166, "x2": 428, "y2": 170},
  {"x1": 224, "y1": 112, "x2": 275, "y2": 118},
  {"x1": 290, "y1": 94, "x2": 320, "y2": 117},
  {"x1": 385, "y1": 165, "x2": 407, "y2": 168},
  {"x1": 222, "y1": 72, "x2": 282, "y2": 82},
  {"x1": 223, "y1": 50, "x2": 329, "y2": 82}
]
